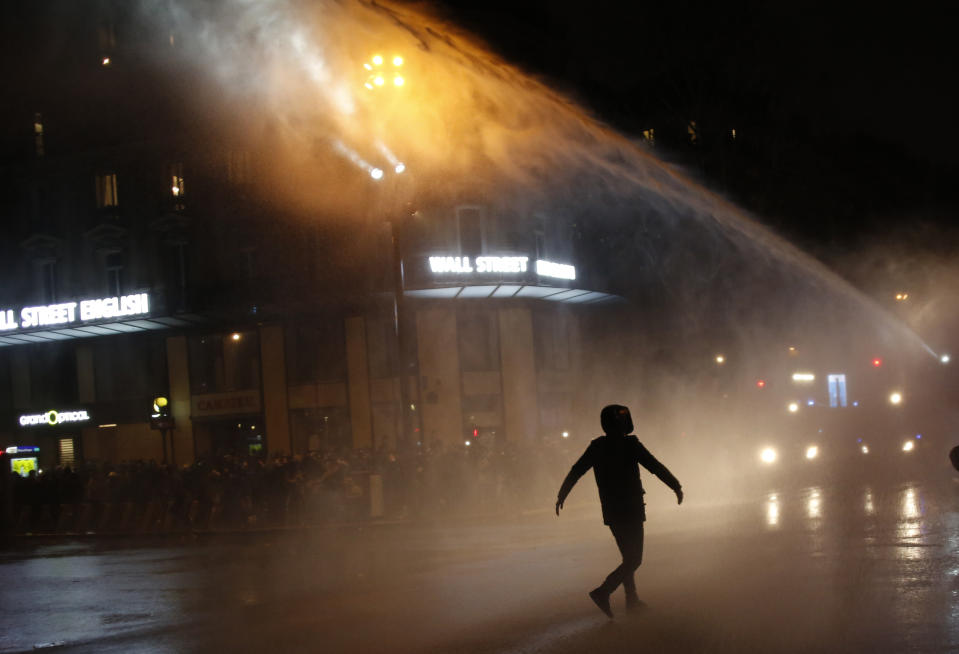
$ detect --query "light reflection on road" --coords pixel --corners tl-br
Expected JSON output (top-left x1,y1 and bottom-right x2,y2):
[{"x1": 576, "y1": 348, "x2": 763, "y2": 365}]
[{"x1": 765, "y1": 493, "x2": 780, "y2": 527}]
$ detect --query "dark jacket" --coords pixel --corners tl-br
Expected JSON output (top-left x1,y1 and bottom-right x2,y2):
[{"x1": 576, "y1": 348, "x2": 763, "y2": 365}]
[{"x1": 558, "y1": 435, "x2": 681, "y2": 525}]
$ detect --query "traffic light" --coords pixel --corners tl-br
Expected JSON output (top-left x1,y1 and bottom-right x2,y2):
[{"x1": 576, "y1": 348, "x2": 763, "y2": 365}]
[
  {"x1": 872, "y1": 357, "x2": 882, "y2": 368},
  {"x1": 756, "y1": 379, "x2": 766, "y2": 389}
]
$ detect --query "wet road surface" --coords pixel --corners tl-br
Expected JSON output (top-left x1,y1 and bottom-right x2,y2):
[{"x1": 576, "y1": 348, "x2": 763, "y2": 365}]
[{"x1": 2, "y1": 474, "x2": 958, "y2": 653}]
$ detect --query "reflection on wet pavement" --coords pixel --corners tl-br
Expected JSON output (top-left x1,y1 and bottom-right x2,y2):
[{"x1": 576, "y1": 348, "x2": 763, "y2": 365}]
[{"x1": 1, "y1": 477, "x2": 957, "y2": 653}]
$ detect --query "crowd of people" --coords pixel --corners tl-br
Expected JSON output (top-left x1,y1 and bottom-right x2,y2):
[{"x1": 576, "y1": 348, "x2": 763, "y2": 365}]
[{"x1": 5, "y1": 435, "x2": 583, "y2": 533}]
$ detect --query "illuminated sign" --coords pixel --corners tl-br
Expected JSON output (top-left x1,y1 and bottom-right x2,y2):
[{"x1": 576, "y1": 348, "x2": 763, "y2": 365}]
[
  {"x1": 427, "y1": 256, "x2": 575, "y2": 280},
  {"x1": 6, "y1": 445, "x2": 40, "y2": 454},
  {"x1": 792, "y1": 372, "x2": 815, "y2": 382},
  {"x1": 192, "y1": 390, "x2": 261, "y2": 418},
  {"x1": 535, "y1": 260, "x2": 576, "y2": 280},
  {"x1": 18, "y1": 410, "x2": 91, "y2": 427},
  {"x1": 0, "y1": 293, "x2": 149, "y2": 332},
  {"x1": 11, "y1": 457, "x2": 38, "y2": 477}
]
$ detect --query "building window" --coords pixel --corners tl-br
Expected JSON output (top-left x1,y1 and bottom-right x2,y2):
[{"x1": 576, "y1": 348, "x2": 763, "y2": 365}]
[
  {"x1": 687, "y1": 121, "x2": 698, "y2": 145},
  {"x1": 37, "y1": 259, "x2": 57, "y2": 303},
  {"x1": 95, "y1": 173, "x2": 118, "y2": 208},
  {"x1": 93, "y1": 334, "x2": 167, "y2": 402},
  {"x1": 170, "y1": 163, "x2": 185, "y2": 210},
  {"x1": 34, "y1": 113, "x2": 44, "y2": 157},
  {"x1": 30, "y1": 343, "x2": 78, "y2": 405},
  {"x1": 456, "y1": 205, "x2": 485, "y2": 255},
  {"x1": 457, "y1": 310, "x2": 499, "y2": 372},
  {"x1": 827, "y1": 374, "x2": 848, "y2": 408},
  {"x1": 642, "y1": 128, "x2": 655, "y2": 145},
  {"x1": 188, "y1": 331, "x2": 260, "y2": 394},
  {"x1": 285, "y1": 322, "x2": 347, "y2": 384},
  {"x1": 105, "y1": 251, "x2": 124, "y2": 296},
  {"x1": 59, "y1": 438, "x2": 76, "y2": 468}
]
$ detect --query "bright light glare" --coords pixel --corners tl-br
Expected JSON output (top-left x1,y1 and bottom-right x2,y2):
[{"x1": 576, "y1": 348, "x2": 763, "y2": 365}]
[
  {"x1": 889, "y1": 392, "x2": 902, "y2": 405},
  {"x1": 464, "y1": 440, "x2": 471, "y2": 447},
  {"x1": 393, "y1": 75, "x2": 404, "y2": 87},
  {"x1": 562, "y1": 431, "x2": 569, "y2": 438},
  {"x1": 393, "y1": 55, "x2": 403, "y2": 66},
  {"x1": 715, "y1": 354, "x2": 725, "y2": 364},
  {"x1": 374, "y1": 75, "x2": 385, "y2": 86},
  {"x1": 787, "y1": 402, "x2": 799, "y2": 413},
  {"x1": 792, "y1": 372, "x2": 815, "y2": 382},
  {"x1": 372, "y1": 54, "x2": 383, "y2": 66},
  {"x1": 370, "y1": 168, "x2": 384, "y2": 180},
  {"x1": 760, "y1": 447, "x2": 777, "y2": 464},
  {"x1": 806, "y1": 445, "x2": 819, "y2": 460},
  {"x1": 231, "y1": 333, "x2": 241, "y2": 341},
  {"x1": 102, "y1": 57, "x2": 111, "y2": 66},
  {"x1": 394, "y1": 163, "x2": 406, "y2": 174},
  {"x1": 941, "y1": 354, "x2": 951, "y2": 364},
  {"x1": 861, "y1": 445, "x2": 869, "y2": 454},
  {"x1": 902, "y1": 440, "x2": 914, "y2": 452}
]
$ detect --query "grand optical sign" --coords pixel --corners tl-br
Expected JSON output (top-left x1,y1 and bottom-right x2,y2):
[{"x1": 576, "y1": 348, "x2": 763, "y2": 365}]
[
  {"x1": 19, "y1": 409, "x2": 91, "y2": 427},
  {"x1": 428, "y1": 256, "x2": 576, "y2": 281},
  {"x1": 0, "y1": 293, "x2": 149, "y2": 333}
]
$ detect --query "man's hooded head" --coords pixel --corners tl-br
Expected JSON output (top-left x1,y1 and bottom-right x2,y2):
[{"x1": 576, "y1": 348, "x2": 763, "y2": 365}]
[{"x1": 601, "y1": 404, "x2": 634, "y2": 436}]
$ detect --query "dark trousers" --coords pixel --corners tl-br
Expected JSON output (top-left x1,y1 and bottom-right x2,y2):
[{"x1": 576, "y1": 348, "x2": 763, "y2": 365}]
[{"x1": 599, "y1": 520, "x2": 644, "y2": 596}]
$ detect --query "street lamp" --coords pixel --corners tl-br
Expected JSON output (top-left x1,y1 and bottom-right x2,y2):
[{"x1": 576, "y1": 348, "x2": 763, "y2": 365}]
[
  {"x1": 364, "y1": 53, "x2": 405, "y2": 91},
  {"x1": 889, "y1": 391, "x2": 903, "y2": 405},
  {"x1": 361, "y1": 53, "x2": 418, "y2": 452}
]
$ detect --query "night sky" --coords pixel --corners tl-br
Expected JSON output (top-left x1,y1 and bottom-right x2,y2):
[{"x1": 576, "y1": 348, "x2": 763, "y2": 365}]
[{"x1": 432, "y1": 1, "x2": 958, "y2": 254}]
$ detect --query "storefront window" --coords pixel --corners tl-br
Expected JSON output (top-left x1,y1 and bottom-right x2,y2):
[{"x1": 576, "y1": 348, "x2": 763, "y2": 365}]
[
  {"x1": 188, "y1": 331, "x2": 260, "y2": 394},
  {"x1": 289, "y1": 407, "x2": 352, "y2": 454}
]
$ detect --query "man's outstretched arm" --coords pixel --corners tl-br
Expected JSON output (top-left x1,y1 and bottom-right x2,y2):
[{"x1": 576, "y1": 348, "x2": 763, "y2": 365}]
[
  {"x1": 635, "y1": 442, "x2": 683, "y2": 504},
  {"x1": 556, "y1": 445, "x2": 594, "y2": 515}
]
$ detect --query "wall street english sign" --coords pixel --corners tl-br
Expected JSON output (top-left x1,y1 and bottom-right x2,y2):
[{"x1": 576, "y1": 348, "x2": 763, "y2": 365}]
[{"x1": 0, "y1": 293, "x2": 150, "y2": 333}]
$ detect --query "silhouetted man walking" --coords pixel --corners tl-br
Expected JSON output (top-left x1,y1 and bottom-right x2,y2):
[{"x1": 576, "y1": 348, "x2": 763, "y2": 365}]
[{"x1": 555, "y1": 404, "x2": 683, "y2": 618}]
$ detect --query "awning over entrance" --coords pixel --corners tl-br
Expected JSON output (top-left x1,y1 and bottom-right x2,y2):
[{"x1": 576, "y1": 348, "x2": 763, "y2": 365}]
[
  {"x1": 404, "y1": 285, "x2": 618, "y2": 304},
  {"x1": 0, "y1": 313, "x2": 208, "y2": 347}
]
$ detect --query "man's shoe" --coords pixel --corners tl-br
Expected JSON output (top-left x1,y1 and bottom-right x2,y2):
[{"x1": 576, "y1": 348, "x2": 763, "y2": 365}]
[{"x1": 589, "y1": 588, "x2": 614, "y2": 619}]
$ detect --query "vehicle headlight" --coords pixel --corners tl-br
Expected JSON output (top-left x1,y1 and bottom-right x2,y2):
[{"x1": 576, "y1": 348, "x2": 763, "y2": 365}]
[
  {"x1": 902, "y1": 440, "x2": 914, "y2": 453},
  {"x1": 760, "y1": 447, "x2": 777, "y2": 464},
  {"x1": 805, "y1": 445, "x2": 819, "y2": 460}
]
